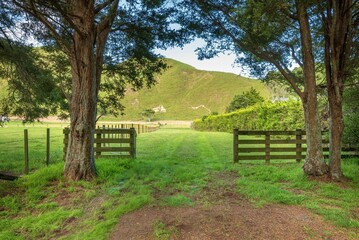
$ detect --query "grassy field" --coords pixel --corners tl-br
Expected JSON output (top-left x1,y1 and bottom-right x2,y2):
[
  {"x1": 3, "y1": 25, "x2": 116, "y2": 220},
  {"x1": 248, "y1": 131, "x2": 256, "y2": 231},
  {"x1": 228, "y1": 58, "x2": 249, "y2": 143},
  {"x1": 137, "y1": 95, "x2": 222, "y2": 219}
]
[
  {"x1": 0, "y1": 122, "x2": 67, "y2": 174},
  {"x1": 0, "y1": 127, "x2": 358, "y2": 239}
]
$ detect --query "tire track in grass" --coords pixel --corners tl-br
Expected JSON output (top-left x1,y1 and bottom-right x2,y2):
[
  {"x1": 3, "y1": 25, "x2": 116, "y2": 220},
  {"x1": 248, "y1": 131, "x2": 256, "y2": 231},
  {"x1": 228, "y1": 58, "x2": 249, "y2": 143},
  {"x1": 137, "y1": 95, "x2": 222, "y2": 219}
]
[
  {"x1": 137, "y1": 129, "x2": 188, "y2": 160},
  {"x1": 166, "y1": 130, "x2": 230, "y2": 193},
  {"x1": 129, "y1": 129, "x2": 192, "y2": 189},
  {"x1": 205, "y1": 132, "x2": 233, "y2": 163}
]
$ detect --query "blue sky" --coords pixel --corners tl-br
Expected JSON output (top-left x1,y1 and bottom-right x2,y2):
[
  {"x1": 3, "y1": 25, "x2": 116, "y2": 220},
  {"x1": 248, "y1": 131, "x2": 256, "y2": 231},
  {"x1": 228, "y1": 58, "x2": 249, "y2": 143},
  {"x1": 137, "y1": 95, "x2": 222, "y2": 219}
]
[{"x1": 156, "y1": 39, "x2": 248, "y2": 76}]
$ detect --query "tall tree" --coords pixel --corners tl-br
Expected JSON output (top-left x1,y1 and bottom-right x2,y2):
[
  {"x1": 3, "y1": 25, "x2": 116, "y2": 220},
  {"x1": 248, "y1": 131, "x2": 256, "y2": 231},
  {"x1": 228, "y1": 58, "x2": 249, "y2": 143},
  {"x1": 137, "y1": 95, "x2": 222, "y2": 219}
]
[
  {"x1": 296, "y1": 0, "x2": 328, "y2": 175},
  {"x1": 182, "y1": 0, "x2": 328, "y2": 176},
  {"x1": 321, "y1": 0, "x2": 357, "y2": 180},
  {"x1": 9, "y1": 0, "x2": 185, "y2": 181}
]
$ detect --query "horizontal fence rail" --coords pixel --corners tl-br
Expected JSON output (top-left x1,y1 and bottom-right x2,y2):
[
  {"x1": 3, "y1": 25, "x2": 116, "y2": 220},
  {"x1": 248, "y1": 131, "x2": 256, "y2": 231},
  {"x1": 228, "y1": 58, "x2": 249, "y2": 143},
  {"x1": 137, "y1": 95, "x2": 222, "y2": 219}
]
[
  {"x1": 98, "y1": 123, "x2": 160, "y2": 134},
  {"x1": 233, "y1": 129, "x2": 359, "y2": 163},
  {"x1": 63, "y1": 127, "x2": 137, "y2": 160}
]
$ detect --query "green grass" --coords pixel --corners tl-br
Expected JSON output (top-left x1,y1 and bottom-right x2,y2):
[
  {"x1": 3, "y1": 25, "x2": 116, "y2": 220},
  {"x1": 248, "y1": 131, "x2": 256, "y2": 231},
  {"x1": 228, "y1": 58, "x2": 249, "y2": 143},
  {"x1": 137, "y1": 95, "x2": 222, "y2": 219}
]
[
  {"x1": 0, "y1": 121, "x2": 66, "y2": 174},
  {"x1": 0, "y1": 127, "x2": 358, "y2": 239}
]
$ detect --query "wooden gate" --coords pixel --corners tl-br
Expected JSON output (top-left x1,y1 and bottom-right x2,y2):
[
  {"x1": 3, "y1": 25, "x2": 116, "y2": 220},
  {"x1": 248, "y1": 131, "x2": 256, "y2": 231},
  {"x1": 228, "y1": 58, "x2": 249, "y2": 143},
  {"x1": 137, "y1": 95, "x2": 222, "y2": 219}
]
[{"x1": 63, "y1": 127, "x2": 136, "y2": 160}]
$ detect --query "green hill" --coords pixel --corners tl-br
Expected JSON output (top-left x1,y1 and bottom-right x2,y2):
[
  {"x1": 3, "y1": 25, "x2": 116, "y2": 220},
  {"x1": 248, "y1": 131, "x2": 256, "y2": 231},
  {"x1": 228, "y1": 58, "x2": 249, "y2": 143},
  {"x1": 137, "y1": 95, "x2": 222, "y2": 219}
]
[
  {"x1": 0, "y1": 58, "x2": 272, "y2": 120},
  {"x1": 115, "y1": 59, "x2": 271, "y2": 120}
]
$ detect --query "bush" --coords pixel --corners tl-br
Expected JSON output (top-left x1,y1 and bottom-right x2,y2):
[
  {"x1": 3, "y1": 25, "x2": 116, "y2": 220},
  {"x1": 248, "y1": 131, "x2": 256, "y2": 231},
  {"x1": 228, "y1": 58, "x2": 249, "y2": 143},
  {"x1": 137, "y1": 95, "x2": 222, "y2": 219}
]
[
  {"x1": 193, "y1": 100, "x2": 305, "y2": 132},
  {"x1": 343, "y1": 87, "x2": 359, "y2": 145},
  {"x1": 226, "y1": 87, "x2": 264, "y2": 113}
]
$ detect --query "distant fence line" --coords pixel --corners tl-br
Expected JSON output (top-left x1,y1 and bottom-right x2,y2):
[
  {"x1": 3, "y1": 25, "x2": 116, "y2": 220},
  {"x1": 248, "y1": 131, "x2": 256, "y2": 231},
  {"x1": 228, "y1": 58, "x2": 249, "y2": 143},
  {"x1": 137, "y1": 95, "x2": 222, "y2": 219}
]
[
  {"x1": 63, "y1": 124, "x2": 159, "y2": 160},
  {"x1": 98, "y1": 123, "x2": 160, "y2": 134},
  {"x1": 233, "y1": 129, "x2": 359, "y2": 163}
]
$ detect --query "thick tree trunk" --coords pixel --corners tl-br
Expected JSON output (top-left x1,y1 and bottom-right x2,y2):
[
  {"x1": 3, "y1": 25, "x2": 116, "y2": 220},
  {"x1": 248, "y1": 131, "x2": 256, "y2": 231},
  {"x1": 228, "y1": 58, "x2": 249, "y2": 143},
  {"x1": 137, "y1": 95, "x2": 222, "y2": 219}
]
[
  {"x1": 322, "y1": 0, "x2": 352, "y2": 180},
  {"x1": 327, "y1": 93, "x2": 344, "y2": 179},
  {"x1": 297, "y1": 1, "x2": 328, "y2": 176},
  {"x1": 64, "y1": 2, "x2": 97, "y2": 181},
  {"x1": 302, "y1": 99, "x2": 328, "y2": 175}
]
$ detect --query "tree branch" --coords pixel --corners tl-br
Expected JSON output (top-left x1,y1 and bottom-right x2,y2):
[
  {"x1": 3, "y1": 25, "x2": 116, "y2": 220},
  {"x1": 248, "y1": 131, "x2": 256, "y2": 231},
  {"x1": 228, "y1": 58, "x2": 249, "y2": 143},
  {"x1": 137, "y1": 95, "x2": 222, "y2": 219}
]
[
  {"x1": 47, "y1": 0, "x2": 85, "y2": 36},
  {"x1": 94, "y1": 0, "x2": 120, "y2": 93},
  {"x1": 12, "y1": 0, "x2": 71, "y2": 54},
  {"x1": 95, "y1": 0, "x2": 115, "y2": 14}
]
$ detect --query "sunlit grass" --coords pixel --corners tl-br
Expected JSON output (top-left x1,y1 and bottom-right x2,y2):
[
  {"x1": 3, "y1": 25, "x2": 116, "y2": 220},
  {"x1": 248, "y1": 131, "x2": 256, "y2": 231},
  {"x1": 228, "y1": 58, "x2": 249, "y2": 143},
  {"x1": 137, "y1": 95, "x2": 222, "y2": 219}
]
[
  {"x1": 0, "y1": 121, "x2": 65, "y2": 174},
  {"x1": 0, "y1": 127, "x2": 358, "y2": 239}
]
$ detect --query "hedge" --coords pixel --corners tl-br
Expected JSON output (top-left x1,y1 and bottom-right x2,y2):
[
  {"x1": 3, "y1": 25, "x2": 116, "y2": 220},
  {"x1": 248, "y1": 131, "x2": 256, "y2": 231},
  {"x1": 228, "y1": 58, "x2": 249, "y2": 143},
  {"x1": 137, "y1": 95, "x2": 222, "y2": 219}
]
[{"x1": 193, "y1": 100, "x2": 305, "y2": 132}]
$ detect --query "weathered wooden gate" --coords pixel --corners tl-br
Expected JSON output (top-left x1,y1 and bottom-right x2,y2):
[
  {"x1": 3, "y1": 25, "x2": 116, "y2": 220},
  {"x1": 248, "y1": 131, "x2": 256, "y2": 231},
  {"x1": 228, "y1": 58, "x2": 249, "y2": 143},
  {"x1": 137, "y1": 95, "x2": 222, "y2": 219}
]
[{"x1": 63, "y1": 127, "x2": 136, "y2": 160}]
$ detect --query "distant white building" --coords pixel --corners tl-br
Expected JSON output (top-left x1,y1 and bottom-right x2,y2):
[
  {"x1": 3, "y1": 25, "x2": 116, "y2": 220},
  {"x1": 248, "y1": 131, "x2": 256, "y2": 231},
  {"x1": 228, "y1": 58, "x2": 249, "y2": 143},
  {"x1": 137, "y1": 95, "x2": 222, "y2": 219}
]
[
  {"x1": 272, "y1": 97, "x2": 289, "y2": 102},
  {"x1": 152, "y1": 105, "x2": 167, "y2": 113}
]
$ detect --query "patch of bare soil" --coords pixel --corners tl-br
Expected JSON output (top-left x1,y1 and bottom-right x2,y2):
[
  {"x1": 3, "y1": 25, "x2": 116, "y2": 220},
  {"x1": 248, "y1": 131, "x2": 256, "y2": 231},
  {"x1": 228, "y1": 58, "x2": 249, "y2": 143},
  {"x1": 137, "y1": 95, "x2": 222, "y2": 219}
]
[
  {"x1": 111, "y1": 203, "x2": 354, "y2": 240},
  {"x1": 111, "y1": 171, "x2": 357, "y2": 240}
]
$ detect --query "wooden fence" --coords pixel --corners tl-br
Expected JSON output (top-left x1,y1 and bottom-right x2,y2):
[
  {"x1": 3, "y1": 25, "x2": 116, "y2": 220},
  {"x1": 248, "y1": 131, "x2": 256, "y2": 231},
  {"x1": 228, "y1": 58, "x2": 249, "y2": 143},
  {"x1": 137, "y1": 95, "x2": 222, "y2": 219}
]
[
  {"x1": 63, "y1": 127, "x2": 137, "y2": 159},
  {"x1": 98, "y1": 123, "x2": 160, "y2": 134},
  {"x1": 233, "y1": 129, "x2": 359, "y2": 163}
]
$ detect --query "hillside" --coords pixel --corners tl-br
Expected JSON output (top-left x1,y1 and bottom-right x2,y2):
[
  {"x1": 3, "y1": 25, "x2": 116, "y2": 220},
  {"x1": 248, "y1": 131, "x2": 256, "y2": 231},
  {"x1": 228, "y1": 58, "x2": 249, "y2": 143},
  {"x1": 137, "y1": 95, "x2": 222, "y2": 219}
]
[
  {"x1": 115, "y1": 59, "x2": 271, "y2": 121},
  {"x1": 0, "y1": 58, "x2": 272, "y2": 120}
]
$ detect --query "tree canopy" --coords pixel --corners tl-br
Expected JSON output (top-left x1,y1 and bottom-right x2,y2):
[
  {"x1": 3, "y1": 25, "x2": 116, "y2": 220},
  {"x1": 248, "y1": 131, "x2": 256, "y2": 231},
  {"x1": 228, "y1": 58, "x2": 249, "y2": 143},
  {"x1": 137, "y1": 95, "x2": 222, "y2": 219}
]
[
  {"x1": 180, "y1": 0, "x2": 358, "y2": 179},
  {"x1": 1, "y1": 0, "x2": 190, "y2": 180}
]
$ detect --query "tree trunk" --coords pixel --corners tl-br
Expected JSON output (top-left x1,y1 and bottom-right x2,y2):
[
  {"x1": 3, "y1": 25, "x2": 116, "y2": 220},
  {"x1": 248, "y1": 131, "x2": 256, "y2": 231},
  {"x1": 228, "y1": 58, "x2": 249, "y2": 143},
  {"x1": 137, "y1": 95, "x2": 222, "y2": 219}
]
[
  {"x1": 64, "y1": 2, "x2": 97, "y2": 181},
  {"x1": 297, "y1": 0, "x2": 328, "y2": 176},
  {"x1": 302, "y1": 98, "x2": 328, "y2": 175},
  {"x1": 327, "y1": 92, "x2": 344, "y2": 179},
  {"x1": 322, "y1": 0, "x2": 352, "y2": 180}
]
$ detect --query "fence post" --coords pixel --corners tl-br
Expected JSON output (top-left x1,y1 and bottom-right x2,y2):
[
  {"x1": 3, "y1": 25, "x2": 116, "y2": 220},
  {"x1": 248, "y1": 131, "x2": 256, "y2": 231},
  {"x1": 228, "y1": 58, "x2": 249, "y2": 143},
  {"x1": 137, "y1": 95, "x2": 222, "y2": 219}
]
[
  {"x1": 130, "y1": 128, "x2": 136, "y2": 159},
  {"x1": 296, "y1": 129, "x2": 302, "y2": 162},
  {"x1": 102, "y1": 125, "x2": 105, "y2": 147},
  {"x1": 233, "y1": 129, "x2": 239, "y2": 163},
  {"x1": 63, "y1": 128, "x2": 70, "y2": 161},
  {"x1": 46, "y1": 128, "x2": 50, "y2": 166},
  {"x1": 24, "y1": 129, "x2": 29, "y2": 175},
  {"x1": 96, "y1": 126, "x2": 101, "y2": 157},
  {"x1": 265, "y1": 131, "x2": 270, "y2": 164}
]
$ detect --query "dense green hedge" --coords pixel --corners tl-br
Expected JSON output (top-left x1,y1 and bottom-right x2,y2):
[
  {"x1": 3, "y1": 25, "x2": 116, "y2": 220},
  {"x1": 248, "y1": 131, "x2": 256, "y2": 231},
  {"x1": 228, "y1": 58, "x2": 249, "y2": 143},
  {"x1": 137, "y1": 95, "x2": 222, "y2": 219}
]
[{"x1": 193, "y1": 100, "x2": 305, "y2": 132}]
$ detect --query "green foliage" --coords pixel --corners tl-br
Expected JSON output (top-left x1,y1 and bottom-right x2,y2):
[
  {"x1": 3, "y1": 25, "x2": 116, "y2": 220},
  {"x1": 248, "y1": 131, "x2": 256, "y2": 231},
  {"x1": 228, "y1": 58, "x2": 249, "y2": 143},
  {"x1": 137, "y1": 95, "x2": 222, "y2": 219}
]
[
  {"x1": 194, "y1": 100, "x2": 304, "y2": 132},
  {"x1": 0, "y1": 43, "x2": 63, "y2": 122},
  {"x1": 180, "y1": 0, "x2": 302, "y2": 78},
  {"x1": 1, "y1": 0, "x2": 188, "y2": 123},
  {"x1": 343, "y1": 86, "x2": 359, "y2": 145},
  {"x1": 226, "y1": 87, "x2": 265, "y2": 113},
  {"x1": 0, "y1": 47, "x2": 169, "y2": 121}
]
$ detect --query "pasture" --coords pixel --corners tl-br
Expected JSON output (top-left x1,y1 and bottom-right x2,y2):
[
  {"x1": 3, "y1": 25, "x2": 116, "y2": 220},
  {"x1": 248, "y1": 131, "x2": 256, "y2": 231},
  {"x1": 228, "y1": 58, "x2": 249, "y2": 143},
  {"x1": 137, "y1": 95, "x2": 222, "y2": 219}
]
[
  {"x1": 0, "y1": 122, "x2": 65, "y2": 174},
  {"x1": 0, "y1": 126, "x2": 358, "y2": 239}
]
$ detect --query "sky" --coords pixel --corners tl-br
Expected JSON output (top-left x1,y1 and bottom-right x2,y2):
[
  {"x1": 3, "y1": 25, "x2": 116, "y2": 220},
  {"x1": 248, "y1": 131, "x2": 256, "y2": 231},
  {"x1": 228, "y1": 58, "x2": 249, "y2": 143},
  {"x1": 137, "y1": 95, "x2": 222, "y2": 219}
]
[{"x1": 155, "y1": 39, "x2": 249, "y2": 77}]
